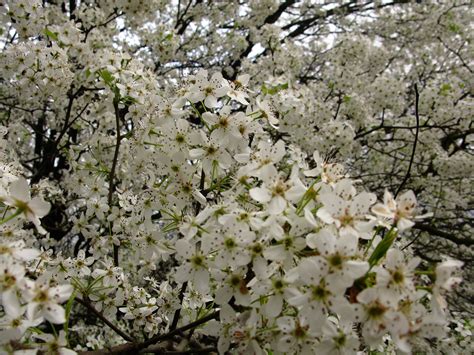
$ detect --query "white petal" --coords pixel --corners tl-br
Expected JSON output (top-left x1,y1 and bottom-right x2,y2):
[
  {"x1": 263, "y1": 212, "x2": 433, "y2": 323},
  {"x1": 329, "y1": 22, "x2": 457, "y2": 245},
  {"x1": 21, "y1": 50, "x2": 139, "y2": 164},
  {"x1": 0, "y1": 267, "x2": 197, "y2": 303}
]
[
  {"x1": 264, "y1": 294, "x2": 283, "y2": 318},
  {"x1": 29, "y1": 197, "x2": 51, "y2": 217},
  {"x1": 2, "y1": 289, "x2": 22, "y2": 318},
  {"x1": 44, "y1": 303, "x2": 66, "y2": 324},
  {"x1": 9, "y1": 178, "x2": 30, "y2": 202},
  {"x1": 204, "y1": 95, "x2": 218, "y2": 108},
  {"x1": 268, "y1": 196, "x2": 286, "y2": 215},
  {"x1": 397, "y1": 218, "x2": 414, "y2": 232},
  {"x1": 249, "y1": 187, "x2": 272, "y2": 203},
  {"x1": 193, "y1": 269, "x2": 210, "y2": 293}
]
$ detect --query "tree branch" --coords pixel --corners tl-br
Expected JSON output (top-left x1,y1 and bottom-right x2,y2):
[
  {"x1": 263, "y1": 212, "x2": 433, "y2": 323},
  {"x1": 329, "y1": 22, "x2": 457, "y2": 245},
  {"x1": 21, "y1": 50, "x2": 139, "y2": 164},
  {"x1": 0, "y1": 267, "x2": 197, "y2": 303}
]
[
  {"x1": 394, "y1": 84, "x2": 420, "y2": 198},
  {"x1": 77, "y1": 311, "x2": 220, "y2": 355},
  {"x1": 76, "y1": 297, "x2": 135, "y2": 343}
]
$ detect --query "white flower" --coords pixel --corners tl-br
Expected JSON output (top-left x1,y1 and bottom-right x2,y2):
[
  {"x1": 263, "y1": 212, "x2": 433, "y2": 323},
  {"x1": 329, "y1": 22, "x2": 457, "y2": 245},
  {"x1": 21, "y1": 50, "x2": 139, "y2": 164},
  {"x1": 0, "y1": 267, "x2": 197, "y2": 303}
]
[
  {"x1": 306, "y1": 228, "x2": 369, "y2": 293},
  {"x1": 34, "y1": 330, "x2": 77, "y2": 355},
  {"x1": 23, "y1": 277, "x2": 73, "y2": 324},
  {"x1": 317, "y1": 180, "x2": 377, "y2": 239},
  {"x1": 227, "y1": 74, "x2": 250, "y2": 105},
  {"x1": 374, "y1": 249, "x2": 420, "y2": 306},
  {"x1": 371, "y1": 190, "x2": 431, "y2": 232},
  {"x1": 187, "y1": 70, "x2": 229, "y2": 108},
  {"x1": 3, "y1": 178, "x2": 51, "y2": 234},
  {"x1": 256, "y1": 97, "x2": 279, "y2": 128},
  {"x1": 0, "y1": 256, "x2": 26, "y2": 318},
  {"x1": 316, "y1": 320, "x2": 360, "y2": 355},
  {"x1": 249, "y1": 170, "x2": 305, "y2": 215},
  {"x1": 431, "y1": 259, "x2": 463, "y2": 317}
]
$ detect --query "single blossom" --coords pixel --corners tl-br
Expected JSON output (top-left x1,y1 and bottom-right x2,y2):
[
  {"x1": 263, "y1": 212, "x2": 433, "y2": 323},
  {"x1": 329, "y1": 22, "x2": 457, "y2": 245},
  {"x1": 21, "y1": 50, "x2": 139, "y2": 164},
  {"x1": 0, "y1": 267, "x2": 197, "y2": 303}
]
[{"x1": 3, "y1": 177, "x2": 51, "y2": 234}]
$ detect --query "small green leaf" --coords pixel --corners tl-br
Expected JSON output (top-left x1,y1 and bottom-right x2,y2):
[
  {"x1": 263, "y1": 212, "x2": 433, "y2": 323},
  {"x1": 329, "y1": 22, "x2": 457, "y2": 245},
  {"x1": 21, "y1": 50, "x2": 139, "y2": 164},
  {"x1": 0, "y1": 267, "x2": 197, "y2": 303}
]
[
  {"x1": 43, "y1": 28, "x2": 59, "y2": 41},
  {"x1": 343, "y1": 95, "x2": 351, "y2": 103},
  {"x1": 448, "y1": 23, "x2": 461, "y2": 33},
  {"x1": 440, "y1": 83, "x2": 451, "y2": 96},
  {"x1": 64, "y1": 290, "x2": 77, "y2": 336},
  {"x1": 120, "y1": 95, "x2": 138, "y2": 105},
  {"x1": 262, "y1": 82, "x2": 288, "y2": 95},
  {"x1": 98, "y1": 69, "x2": 114, "y2": 86},
  {"x1": 368, "y1": 228, "x2": 397, "y2": 267}
]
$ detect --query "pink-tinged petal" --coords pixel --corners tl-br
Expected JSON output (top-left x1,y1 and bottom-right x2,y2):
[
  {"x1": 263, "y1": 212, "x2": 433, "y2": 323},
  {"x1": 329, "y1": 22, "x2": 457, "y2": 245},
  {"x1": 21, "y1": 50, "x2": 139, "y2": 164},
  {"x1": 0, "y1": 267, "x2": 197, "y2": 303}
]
[
  {"x1": 9, "y1": 178, "x2": 31, "y2": 202},
  {"x1": 29, "y1": 197, "x2": 51, "y2": 217},
  {"x1": 249, "y1": 187, "x2": 272, "y2": 203},
  {"x1": 44, "y1": 302, "x2": 66, "y2": 324}
]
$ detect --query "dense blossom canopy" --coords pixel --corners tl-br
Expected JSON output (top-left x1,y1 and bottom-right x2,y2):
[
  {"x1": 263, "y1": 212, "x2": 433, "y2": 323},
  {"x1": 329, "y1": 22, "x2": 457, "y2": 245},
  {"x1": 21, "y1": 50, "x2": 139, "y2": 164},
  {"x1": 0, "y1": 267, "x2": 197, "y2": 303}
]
[{"x1": 0, "y1": 0, "x2": 472, "y2": 354}]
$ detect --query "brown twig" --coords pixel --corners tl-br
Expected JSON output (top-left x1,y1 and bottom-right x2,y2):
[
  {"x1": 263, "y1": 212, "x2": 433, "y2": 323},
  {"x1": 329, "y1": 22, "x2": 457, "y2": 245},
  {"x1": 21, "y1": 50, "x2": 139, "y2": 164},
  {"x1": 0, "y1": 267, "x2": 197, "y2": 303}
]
[
  {"x1": 76, "y1": 297, "x2": 135, "y2": 343},
  {"x1": 394, "y1": 84, "x2": 420, "y2": 198}
]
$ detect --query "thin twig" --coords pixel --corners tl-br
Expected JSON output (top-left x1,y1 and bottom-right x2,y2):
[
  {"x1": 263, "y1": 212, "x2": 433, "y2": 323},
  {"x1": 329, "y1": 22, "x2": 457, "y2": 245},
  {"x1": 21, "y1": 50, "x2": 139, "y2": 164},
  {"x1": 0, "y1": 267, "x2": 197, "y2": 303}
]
[
  {"x1": 109, "y1": 97, "x2": 123, "y2": 266},
  {"x1": 76, "y1": 297, "x2": 135, "y2": 343},
  {"x1": 394, "y1": 84, "x2": 420, "y2": 198},
  {"x1": 77, "y1": 311, "x2": 220, "y2": 355}
]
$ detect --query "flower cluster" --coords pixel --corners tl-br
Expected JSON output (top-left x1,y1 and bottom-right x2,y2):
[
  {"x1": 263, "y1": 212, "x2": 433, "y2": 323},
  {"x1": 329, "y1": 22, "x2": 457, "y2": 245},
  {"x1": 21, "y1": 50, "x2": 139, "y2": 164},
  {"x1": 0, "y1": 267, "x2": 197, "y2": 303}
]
[{"x1": 0, "y1": 0, "x2": 470, "y2": 353}]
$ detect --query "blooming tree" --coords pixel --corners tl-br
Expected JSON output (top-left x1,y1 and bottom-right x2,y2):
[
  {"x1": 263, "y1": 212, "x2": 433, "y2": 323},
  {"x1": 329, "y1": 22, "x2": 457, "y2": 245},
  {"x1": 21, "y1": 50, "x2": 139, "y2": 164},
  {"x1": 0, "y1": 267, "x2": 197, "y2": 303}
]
[{"x1": 0, "y1": 0, "x2": 472, "y2": 354}]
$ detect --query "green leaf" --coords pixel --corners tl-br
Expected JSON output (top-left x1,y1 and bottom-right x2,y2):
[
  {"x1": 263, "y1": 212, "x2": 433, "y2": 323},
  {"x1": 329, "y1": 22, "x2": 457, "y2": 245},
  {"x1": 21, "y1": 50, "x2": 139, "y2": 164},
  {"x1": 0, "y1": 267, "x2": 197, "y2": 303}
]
[
  {"x1": 440, "y1": 83, "x2": 451, "y2": 96},
  {"x1": 43, "y1": 28, "x2": 58, "y2": 41},
  {"x1": 98, "y1": 69, "x2": 114, "y2": 86},
  {"x1": 368, "y1": 228, "x2": 397, "y2": 267},
  {"x1": 343, "y1": 95, "x2": 351, "y2": 103},
  {"x1": 262, "y1": 82, "x2": 288, "y2": 95},
  {"x1": 120, "y1": 95, "x2": 138, "y2": 105},
  {"x1": 448, "y1": 23, "x2": 461, "y2": 33},
  {"x1": 63, "y1": 290, "x2": 77, "y2": 338},
  {"x1": 43, "y1": 28, "x2": 59, "y2": 41}
]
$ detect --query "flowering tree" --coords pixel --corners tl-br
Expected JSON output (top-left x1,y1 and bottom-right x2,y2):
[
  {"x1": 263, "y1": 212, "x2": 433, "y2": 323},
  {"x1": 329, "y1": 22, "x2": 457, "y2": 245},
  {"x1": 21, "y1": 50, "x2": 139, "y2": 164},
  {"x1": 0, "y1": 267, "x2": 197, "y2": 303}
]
[{"x1": 0, "y1": 0, "x2": 472, "y2": 354}]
